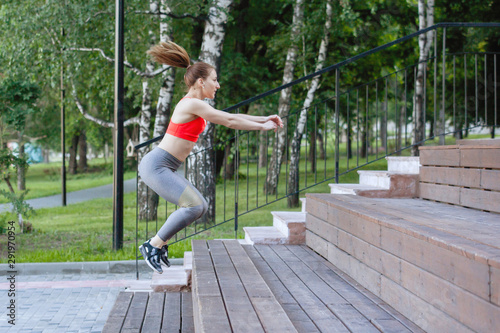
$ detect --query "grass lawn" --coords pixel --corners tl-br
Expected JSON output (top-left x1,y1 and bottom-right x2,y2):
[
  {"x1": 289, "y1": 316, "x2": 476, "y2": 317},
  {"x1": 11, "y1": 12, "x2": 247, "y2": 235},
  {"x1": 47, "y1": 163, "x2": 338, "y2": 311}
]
[{"x1": 0, "y1": 158, "x2": 136, "y2": 204}]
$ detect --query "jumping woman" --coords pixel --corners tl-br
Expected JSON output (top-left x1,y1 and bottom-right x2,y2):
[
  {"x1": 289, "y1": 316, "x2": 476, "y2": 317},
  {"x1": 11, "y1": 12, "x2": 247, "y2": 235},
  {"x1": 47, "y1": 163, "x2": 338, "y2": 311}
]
[{"x1": 139, "y1": 41, "x2": 283, "y2": 273}]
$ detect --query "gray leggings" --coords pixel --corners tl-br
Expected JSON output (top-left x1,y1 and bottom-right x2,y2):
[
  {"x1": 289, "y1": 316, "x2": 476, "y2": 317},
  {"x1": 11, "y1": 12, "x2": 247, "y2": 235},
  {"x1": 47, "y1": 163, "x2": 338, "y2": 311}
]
[{"x1": 138, "y1": 147, "x2": 208, "y2": 242}]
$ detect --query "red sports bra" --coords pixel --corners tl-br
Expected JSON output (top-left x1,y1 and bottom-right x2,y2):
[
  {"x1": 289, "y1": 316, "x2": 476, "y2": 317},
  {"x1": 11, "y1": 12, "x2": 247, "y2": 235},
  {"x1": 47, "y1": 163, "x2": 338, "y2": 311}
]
[{"x1": 166, "y1": 97, "x2": 207, "y2": 142}]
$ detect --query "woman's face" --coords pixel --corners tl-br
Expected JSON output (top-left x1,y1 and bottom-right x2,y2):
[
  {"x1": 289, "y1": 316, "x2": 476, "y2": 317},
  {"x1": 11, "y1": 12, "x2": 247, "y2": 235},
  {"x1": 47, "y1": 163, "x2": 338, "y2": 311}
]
[{"x1": 202, "y1": 69, "x2": 220, "y2": 99}]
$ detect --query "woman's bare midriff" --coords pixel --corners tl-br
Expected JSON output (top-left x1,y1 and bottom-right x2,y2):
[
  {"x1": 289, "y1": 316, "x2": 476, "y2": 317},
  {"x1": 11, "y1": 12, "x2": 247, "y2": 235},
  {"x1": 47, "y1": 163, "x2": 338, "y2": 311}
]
[{"x1": 157, "y1": 134, "x2": 196, "y2": 162}]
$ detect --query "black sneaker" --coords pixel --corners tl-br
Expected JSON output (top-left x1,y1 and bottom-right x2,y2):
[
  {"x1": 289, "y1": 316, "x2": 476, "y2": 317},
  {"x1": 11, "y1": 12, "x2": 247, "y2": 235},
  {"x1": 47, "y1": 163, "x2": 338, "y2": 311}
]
[
  {"x1": 139, "y1": 240, "x2": 163, "y2": 274},
  {"x1": 160, "y1": 245, "x2": 171, "y2": 268}
]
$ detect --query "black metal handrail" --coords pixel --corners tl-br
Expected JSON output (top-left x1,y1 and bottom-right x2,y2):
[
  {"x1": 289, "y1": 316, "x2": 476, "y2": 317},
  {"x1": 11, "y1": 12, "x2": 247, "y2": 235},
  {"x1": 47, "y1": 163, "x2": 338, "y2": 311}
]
[{"x1": 135, "y1": 23, "x2": 499, "y2": 277}]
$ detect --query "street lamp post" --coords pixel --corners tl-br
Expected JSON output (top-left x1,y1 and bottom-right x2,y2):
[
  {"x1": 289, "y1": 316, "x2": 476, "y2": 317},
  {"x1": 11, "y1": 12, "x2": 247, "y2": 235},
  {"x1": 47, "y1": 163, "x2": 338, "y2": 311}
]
[{"x1": 113, "y1": 0, "x2": 125, "y2": 250}]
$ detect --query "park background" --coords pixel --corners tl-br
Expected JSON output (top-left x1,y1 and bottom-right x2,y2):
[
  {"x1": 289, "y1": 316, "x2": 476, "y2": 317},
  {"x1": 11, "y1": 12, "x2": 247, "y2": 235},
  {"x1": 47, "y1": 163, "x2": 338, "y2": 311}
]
[{"x1": 0, "y1": 0, "x2": 499, "y2": 263}]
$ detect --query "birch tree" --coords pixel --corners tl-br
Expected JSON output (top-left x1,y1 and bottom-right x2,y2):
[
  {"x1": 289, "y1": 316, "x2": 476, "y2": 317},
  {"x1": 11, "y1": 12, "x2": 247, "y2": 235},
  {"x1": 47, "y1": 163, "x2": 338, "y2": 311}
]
[
  {"x1": 265, "y1": 0, "x2": 304, "y2": 195},
  {"x1": 70, "y1": 0, "x2": 176, "y2": 220},
  {"x1": 287, "y1": 0, "x2": 333, "y2": 207},
  {"x1": 186, "y1": 0, "x2": 234, "y2": 222},
  {"x1": 412, "y1": 0, "x2": 434, "y2": 155}
]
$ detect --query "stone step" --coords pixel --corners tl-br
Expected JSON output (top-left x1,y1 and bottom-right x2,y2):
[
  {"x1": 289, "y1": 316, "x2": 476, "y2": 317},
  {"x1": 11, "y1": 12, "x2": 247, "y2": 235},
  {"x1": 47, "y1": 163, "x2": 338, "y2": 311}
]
[
  {"x1": 272, "y1": 211, "x2": 306, "y2": 244},
  {"x1": 386, "y1": 156, "x2": 420, "y2": 174},
  {"x1": 329, "y1": 183, "x2": 386, "y2": 195},
  {"x1": 300, "y1": 197, "x2": 306, "y2": 212},
  {"x1": 150, "y1": 251, "x2": 192, "y2": 292},
  {"x1": 305, "y1": 193, "x2": 500, "y2": 333},
  {"x1": 244, "y1": 211, "x2": 306, "y2": 245},
  {"x1": 244, "y1": 226, "x2": 287, "y2": 245},
  {"x1": 358, "y1": 170, "x2": 391, "y2": 188}
]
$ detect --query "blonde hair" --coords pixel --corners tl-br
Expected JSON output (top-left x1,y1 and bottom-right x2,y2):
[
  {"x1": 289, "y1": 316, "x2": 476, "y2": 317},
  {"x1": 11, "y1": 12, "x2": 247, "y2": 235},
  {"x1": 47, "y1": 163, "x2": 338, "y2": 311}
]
[{"x1": 147, "y1": 41, "x2": 215, "y2": 88}]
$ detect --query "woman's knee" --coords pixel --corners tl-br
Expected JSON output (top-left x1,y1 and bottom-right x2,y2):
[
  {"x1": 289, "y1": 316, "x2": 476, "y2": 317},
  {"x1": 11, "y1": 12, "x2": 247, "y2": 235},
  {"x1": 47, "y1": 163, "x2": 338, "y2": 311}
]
[{"x1": 192, "y1": 200, "x2": 208, "y2": 220}]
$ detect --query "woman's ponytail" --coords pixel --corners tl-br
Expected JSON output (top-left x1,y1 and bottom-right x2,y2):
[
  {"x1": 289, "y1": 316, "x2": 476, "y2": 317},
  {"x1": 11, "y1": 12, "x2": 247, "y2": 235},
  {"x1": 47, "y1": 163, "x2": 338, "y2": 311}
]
[
  {"x1": 147, "y1": 41, "x2": 190, "y2": 68},
  {"x1": 148, "y1": 41, "x2": 215, "y2": 88}
]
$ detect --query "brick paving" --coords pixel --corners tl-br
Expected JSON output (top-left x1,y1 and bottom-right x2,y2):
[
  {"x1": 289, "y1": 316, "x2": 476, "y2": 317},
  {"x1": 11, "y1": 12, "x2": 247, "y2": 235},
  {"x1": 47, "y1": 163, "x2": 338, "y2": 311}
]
[{"x1": 0, "y1": 271, "x2": 153, "y2": 333}]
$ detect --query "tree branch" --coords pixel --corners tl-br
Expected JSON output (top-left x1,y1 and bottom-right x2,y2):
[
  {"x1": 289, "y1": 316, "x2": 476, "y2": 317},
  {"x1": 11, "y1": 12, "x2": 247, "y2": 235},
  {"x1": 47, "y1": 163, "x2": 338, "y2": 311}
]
[
  {"x1": 85, "y1": 11, "x2": 112, "y2": 23},
  {"x1": 66, "y1": 47, "x2": 171, "y2": 78},
  {"x1": 71, "y1": 82, "x2": 140, "y2": 128},
  {"x1": 43, "y1": 27, "x2": 62, "y2": 49},
  {"x1": 134, "y1": 10, "x2": 207, "y2": 21}
]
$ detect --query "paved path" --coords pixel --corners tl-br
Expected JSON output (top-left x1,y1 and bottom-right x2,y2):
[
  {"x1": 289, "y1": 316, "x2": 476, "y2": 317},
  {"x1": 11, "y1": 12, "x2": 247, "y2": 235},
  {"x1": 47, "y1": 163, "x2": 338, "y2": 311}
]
[
  {"x1": 0, "y1": 178, "x2": 137, "y2": 212},
  {"x1": 0, "y1": 179, "x2": 150, "y2": 333},
  {"x1": 0, "y1": 271, "x2": 153, "y2": 333}
]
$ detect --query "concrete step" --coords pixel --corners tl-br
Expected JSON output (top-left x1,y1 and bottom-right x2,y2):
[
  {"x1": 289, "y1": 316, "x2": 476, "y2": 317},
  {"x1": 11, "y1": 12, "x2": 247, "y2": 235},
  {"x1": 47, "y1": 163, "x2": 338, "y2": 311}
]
[
  {"x1": 386, "y1": 156, "x2": 420, "y2": 174},
  {"x1": 150, "y1": 251, "x2": 192, "y2": 292},
  {"x1": 300, "y1": 197, "x2": 306, "y2": 212},
  {"x1": 244, "y1": 211, "x2": 306, "y2": 245},
  {"x1": 329, "y1": 183, "x2": 386, "y2": 195},
  {"x1": 358, "y1": 170, "x2": 391, "y2": 188},
  {"x1": 272, "y1": 211, "x2": 306, "y2": 245},
  {"x1": 244, "y1": 226, "x2": 287, "y2": 245}
]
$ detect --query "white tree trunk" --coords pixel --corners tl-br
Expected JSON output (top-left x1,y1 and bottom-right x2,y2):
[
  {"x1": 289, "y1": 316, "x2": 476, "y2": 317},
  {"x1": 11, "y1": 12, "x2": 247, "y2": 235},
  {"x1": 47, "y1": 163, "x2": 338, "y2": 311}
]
[
  {"x1": 287, "y1": 0, "x2": 332, "y2": 207},
  {"x1": 138, "y1": 0, "x2": 160, "y2": 221},
  {"x1": 187, "y1": 0, "x2": 233, "y2": 222},
  {"x1": 265, "y1": 0, "x2": 304, "y2": 195},
  {"x1": 412, "y1": 0, "x2": 434, "y2": 155},
  {"x1": 152, "y1": 0, "x2": 176, "y2": 144}
]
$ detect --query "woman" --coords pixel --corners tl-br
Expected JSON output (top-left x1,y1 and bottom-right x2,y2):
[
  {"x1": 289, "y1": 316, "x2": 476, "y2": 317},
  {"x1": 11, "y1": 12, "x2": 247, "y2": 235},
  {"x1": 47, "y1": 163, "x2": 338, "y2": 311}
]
[{"x1": 139, "y1": 41, "x2": 283, "y2": 273}]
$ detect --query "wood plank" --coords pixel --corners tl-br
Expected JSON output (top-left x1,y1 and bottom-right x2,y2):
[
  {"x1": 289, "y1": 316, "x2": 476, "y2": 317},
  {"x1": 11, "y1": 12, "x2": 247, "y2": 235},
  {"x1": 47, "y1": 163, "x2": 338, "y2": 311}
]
[
  {"x1": 121, "y1": 292, "x2": 149, "y2": 333},
  {"x1": 161, "y1": 292, "x2": 181, "y2": 333},
  {"x1": 181, "y1": 292, "x2": 195, "y2": 333},
  {"x1": 243, "y1": 245, "x2": 297, "y2": 304},
  {"x1": 281, "y1": 303, "x2": 320, "y2": 333},
  {"x1": 191, "y1": 240, "x2": 232, "y2": 333},
  {"x1": 142, "y1": 292, "x2": 164, "y2": 333},
  {"x1": 102, "y1": 291, "x2": 133, "y2": 333},
  {"x1": 254, "y1": 245, "x2": 350, "y2": 332},
  {"x1": 244, "y1": 244, "x2": 315, "y2": 333},
  {"x1": 196, "y1": 295, "x2": 232, "y2": 332},
  {"x1": 191, "y1": 240, "x2": 221, "y2": 298},
  {"x1": 207, "y1": 240, "x2": 264, "y2": 333},
  {"x1": 223, "y1": 240, "x2": 298, "y2": 333},
  {"x1": 271, "y1": 245, "x2": 380, "y2": 333},
  {"x1": 298, "y1": 246, "x2": 425, "y2": 333}
]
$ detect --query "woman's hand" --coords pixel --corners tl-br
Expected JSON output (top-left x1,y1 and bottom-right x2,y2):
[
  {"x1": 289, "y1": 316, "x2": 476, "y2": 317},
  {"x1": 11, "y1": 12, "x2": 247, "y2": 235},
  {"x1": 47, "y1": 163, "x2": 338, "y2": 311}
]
[{"x1": 266, "y1": 115, "x2": 283, "y2": 130}]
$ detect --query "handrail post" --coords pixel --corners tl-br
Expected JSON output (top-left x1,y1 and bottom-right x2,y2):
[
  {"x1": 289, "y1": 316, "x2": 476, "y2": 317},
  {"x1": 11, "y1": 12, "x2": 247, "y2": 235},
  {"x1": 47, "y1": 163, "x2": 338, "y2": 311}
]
[
  {"x1": 440, "y1": 27, "x2": 447, "y2": 145},
  {"x1": 234, "y1": 114, "x2": 239, "y2": 239},
  {"x1": 335, "y1": 68, "x2": 340, "y2": 184}
]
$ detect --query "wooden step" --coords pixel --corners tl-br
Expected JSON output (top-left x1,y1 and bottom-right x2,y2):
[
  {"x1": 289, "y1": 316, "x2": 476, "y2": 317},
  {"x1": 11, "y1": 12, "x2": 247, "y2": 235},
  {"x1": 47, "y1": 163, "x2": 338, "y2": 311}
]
[
  {"x1": 244, "y1": 244, "x2": 423, "y2": 333},
  {"x1": 191, "y1": 239, "x2": 297, "y2": 332},
  {"x1": 305, "y1": 193, "x2": 500, "y2": 332},
  {"x1": 102, "y1": 291, "x2": 194, "y2": 333}
]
